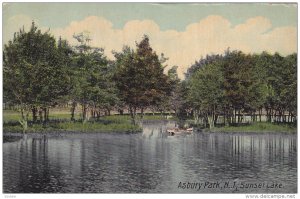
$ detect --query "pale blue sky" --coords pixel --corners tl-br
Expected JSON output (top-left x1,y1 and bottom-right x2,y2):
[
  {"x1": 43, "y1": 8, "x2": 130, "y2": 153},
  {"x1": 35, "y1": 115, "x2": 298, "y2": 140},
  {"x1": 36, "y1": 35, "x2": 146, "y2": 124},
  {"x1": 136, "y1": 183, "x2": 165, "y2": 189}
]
[{"x1": 3, "y1": 3, "x2": 297, "y2": 31}]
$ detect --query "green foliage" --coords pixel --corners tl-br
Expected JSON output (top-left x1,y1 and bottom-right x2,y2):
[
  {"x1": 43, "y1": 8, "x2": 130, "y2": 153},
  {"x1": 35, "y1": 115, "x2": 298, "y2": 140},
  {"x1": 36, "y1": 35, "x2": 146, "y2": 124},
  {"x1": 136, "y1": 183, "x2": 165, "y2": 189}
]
[
  {"x1": 113, "y1": 35, "x2": 172, "y2": 124},
  {"x1": 189, "y1": 61, "x2": 224, "y2": 109},
  {"x1": 222, "y1": 51, "x2": 257, "y2": 110},
  {"x1": 188, "y1": 61, "x2": 224, "y2": 128},
  {"x1": 3, "y1": 23, "x2": 297, "y2": 133},
  {"x1": 4, "y1": 22, "x2": 71, "y2": 107},
  {"x1": 3, "y1": 22, "x2": 72, "y2": 131},
  {"x1": 255, "y1": 52, "x2": 297, "y2": 122},
  {"x1": 186, "y1": 50, "x2": 297, "y2": 128},
  {"x1": 284, "y1": 53, "x2": 297, "y2": 116},
  {"x1": 70, "y1": 32, "x2": 119, "y2": 122}
]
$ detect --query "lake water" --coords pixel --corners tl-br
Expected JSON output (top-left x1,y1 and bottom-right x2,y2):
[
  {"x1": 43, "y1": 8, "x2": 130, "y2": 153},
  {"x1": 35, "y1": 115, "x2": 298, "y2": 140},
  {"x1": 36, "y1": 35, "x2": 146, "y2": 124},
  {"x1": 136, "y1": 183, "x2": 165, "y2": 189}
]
[{"x1": 3, "y1": 120, "x2": 297, "y2": 193}]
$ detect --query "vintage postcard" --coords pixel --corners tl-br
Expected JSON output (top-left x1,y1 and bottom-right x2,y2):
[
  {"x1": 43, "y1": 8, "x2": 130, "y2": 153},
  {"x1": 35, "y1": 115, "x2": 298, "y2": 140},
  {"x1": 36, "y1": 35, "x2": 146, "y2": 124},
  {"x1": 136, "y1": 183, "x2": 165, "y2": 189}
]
[{"x1": 2, "y1": 2, "x2": 297, "y2": 197}]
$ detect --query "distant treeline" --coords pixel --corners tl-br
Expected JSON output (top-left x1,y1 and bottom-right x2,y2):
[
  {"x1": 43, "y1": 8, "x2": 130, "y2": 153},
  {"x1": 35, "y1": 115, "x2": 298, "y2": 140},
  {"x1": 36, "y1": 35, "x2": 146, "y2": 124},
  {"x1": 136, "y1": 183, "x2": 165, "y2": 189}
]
[
  {"x1": 185, "y1": 50, "x2": 297, "y2": 128},
  {"x1": 3, "y1": 23, "x2": 297, "y2": 130}
]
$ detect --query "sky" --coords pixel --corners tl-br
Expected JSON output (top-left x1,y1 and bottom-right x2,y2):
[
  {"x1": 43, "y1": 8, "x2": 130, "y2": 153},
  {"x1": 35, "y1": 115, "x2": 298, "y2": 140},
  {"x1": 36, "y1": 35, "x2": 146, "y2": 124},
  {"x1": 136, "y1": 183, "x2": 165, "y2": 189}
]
[{"x1": 3, "y1": 3, "x2": 297, "y2": 79}]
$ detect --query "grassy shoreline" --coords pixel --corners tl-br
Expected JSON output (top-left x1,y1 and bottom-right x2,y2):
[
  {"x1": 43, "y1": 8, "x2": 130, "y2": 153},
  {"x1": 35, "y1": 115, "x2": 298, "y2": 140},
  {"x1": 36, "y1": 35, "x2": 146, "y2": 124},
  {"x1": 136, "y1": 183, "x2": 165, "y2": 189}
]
[
  {"x1": 3, "y1": 110, "x2": 296, "y2": 134},
  {"x1": 202, "y1": 122, "x2": 296, "y2": 133},
  {"x1": 3, "y1": 122, "x2": 142, "y2": 134},
  {"x1": 3, "y1": 110, "x2": 176, "y2": 134},
  {"x1": 3, "y1": 113, "x2": 143, "y2": 134}
]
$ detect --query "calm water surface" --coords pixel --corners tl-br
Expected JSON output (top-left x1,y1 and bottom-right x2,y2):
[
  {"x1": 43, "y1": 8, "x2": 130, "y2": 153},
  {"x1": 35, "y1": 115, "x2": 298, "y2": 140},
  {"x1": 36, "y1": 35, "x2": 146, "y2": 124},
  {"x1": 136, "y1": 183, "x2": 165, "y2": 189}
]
[{"x1": 3, "y1": 121, "x2": 297, "y2": 193}]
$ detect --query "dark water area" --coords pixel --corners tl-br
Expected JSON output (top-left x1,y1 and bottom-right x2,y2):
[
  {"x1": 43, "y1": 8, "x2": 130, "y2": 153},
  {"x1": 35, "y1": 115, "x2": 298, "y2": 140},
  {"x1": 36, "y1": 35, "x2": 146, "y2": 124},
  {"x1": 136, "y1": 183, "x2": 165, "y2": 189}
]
[{"x1": 3, "y1": 120, "x2": 297, "y2": 193}]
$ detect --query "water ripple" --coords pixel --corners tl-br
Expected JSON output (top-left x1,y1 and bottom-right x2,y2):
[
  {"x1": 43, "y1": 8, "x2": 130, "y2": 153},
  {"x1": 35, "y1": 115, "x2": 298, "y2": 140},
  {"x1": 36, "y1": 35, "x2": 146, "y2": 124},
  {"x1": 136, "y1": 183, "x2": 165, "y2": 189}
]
[{"x1": 3, "y1": 121, "x2": 297, "y2": 193}]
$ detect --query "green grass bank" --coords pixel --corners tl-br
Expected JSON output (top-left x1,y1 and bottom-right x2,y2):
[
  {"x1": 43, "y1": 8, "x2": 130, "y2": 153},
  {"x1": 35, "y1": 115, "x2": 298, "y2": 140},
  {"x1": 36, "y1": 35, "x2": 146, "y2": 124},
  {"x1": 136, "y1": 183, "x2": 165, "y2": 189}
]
[
  {"x1": 3, "y1": 110, "x2": 144, "y2": 133},
  {"x1": 3, "y1": 110, "x2": 296, "y2": 134},
  {"x1": 206, "y1": 122, "x2": 296, "y2": 133}
]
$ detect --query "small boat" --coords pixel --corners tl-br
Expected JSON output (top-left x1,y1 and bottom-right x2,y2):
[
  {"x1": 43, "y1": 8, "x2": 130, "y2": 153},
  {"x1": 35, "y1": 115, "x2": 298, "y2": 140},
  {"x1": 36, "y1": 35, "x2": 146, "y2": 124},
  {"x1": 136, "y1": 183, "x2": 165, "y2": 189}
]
[
  {"x1": 186, "y1": 127, "x2": 193, "y2": 132},
  {"x1": 166, "y1": 127, "x2": 193, "y2": 136}
]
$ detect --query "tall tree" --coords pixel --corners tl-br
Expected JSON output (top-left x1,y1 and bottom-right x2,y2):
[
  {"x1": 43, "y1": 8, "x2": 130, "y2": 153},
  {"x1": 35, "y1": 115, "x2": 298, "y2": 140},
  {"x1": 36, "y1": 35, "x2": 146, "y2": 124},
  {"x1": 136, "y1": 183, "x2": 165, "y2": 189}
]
[
  {"x1": 168, "y1": 66, "x2": 181, "y2": 115},
  {"x1": 3, "y1": 22, "x2": 71, "y2": 132},
  {"x1": 71, "y1": 32, "x2": 115, "y2": 122},
  {"x1": 185, "y1": 50, "x2": 297, "y2": 127},
  {"x1": 284, "y1": 53, "x2": 297, "y2": 123},
  {"x1": 188, "y1": 61, "x2": 224, "y2": 128},
  {"x1": 222, "y1": 50, "x2": 258, "y2": 124},
  {"x1": 113, "y1": 35, "x2": 171, "y2": 124}
]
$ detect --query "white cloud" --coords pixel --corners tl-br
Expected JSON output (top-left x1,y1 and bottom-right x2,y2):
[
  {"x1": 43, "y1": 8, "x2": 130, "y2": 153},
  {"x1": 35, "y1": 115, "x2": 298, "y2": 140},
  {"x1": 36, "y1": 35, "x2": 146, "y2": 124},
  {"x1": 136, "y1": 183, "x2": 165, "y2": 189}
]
[{"x1": 4, "y1": 15, "x2": 297, "y2": 79}]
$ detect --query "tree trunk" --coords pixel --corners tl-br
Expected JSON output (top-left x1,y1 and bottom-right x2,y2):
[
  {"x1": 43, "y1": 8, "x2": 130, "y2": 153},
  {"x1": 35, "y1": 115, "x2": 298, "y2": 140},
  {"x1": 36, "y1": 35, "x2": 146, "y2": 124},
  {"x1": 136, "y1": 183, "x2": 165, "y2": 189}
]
[
  {"x1": 19, "y1": 107, "x2": 28, "y2": 134},
  {"x1": 208, "y1": 116, "x2": 213, "y2": 129},
  {"x1": 214, "y1": 114, "x2": 218, "y2": 126},
  {"x1": 96, "y1": 109, "x2": 99, "y2": 118},
  {"x1": 107, "y1": 108, "x2": 111, "y2": 116},
  {"x1": 90, "y1": 107, "x2": 94, "y2": 118},
  {"x1": 233, "y1": 108, "x2": 236, "y2": 124},
  {"x1": 46, "y1": 108, "x2": 49, "y2": 121},
  {"x1": 82, "y1": 103, "x2": 88, "y2": 123},
  {"x1": 228, "y1": 109, "x2": 232, "y2": 125},
  {"x1": 70, "y1": 101, "x2": 76, "y2": 121},
  {"x1": 242, "y1": 112, "x2": 245, "y2": 123},
  {"x1": 43, "y1": 108, "x2": 47, "y2": 122},
  {"x1": 129, "y1": 106, "x2": 136, "y2": 125},
  {"x1": 39, "y1": 108, "x2": 43, "y2": 123},
  {"x1": 266, "y1": 108, "x2": 271, "y2": 123},
  {"x1": 43, "y1": 107, "x2": 49, "y2": 123},
  {"x1": 278, "y1": 110, "x2": 281, "y2": 122},
  {"x1": 194, "y1": 109, "x2": 199, "y2": 124},
  {"x1": 207, "y1": 107, "x2": 215, "y2": 129},
  {"x1": 269, "y1": 108, "x2": 272, "y2": 122},
  {"x1": 32, "y1": 107, "x2": 37, "y2": 122},
  {"x1": 213, "y1": 105, "x2": 217, "y2": 126},
  {"x1": 140, "y1": 108, "x2": 144, "y2": 119},
  {"x1": 223, "y1": 107, "x2": 226, "y2": 126},
  {"x1": 259, "y1": 108, "x2": 262, "y2": 122}
]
